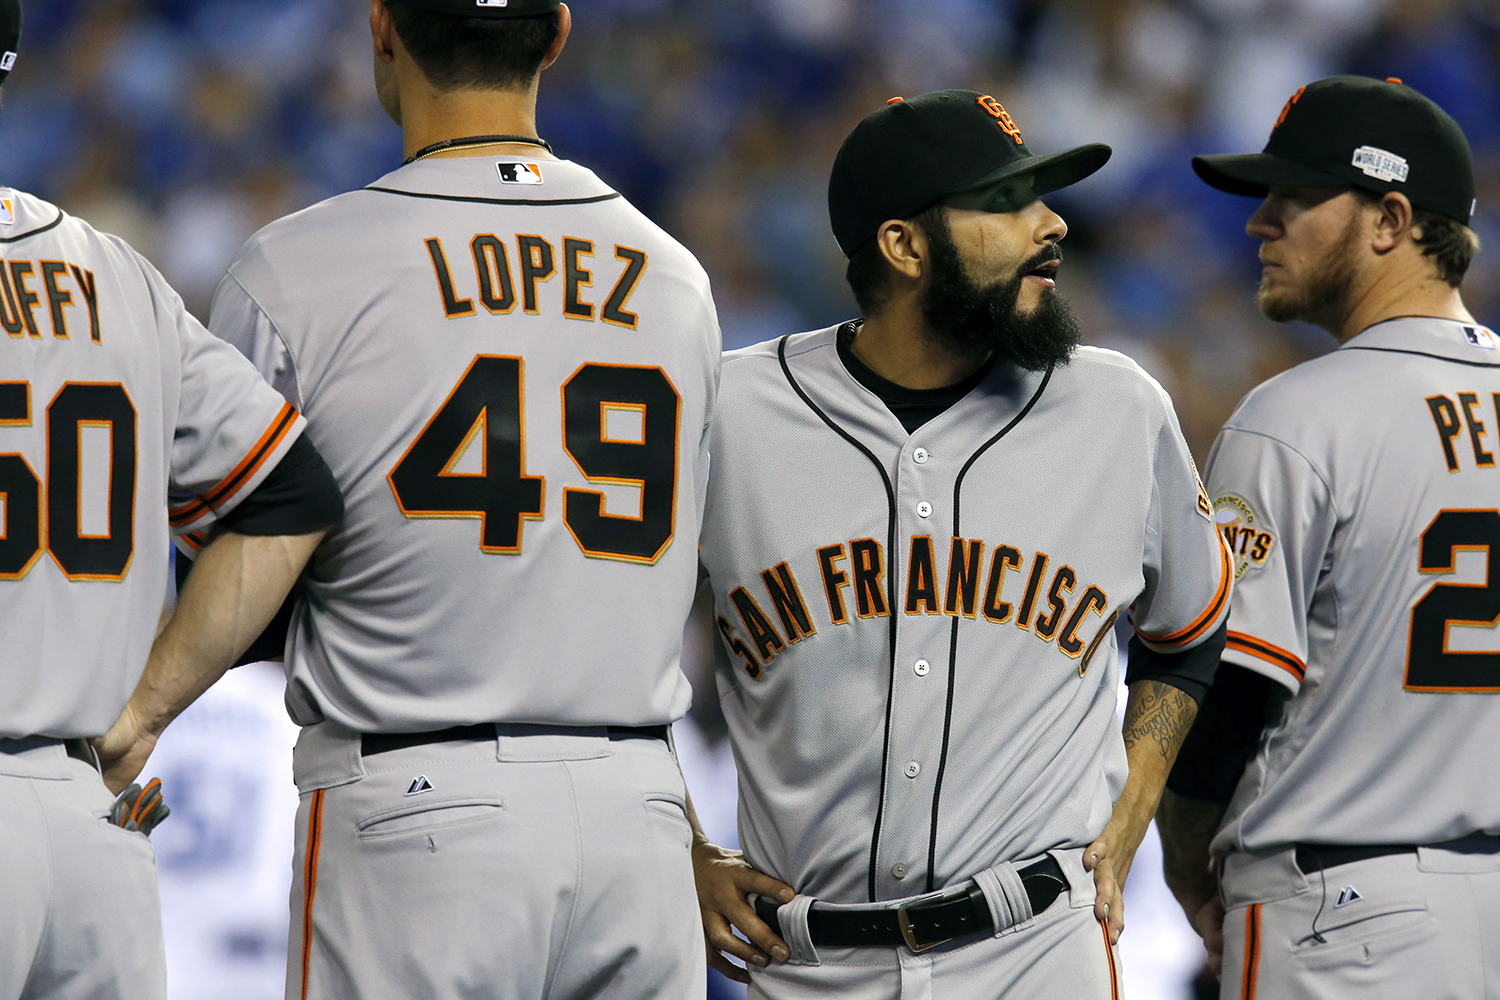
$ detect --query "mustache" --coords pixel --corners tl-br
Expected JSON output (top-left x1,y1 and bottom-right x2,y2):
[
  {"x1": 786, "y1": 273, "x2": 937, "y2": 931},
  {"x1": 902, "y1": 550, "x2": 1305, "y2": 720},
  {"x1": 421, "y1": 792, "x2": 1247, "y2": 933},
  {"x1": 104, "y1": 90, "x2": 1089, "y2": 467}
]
[{"x1": 1015, "y1": 244, "x2": 1063, "y2": 279}]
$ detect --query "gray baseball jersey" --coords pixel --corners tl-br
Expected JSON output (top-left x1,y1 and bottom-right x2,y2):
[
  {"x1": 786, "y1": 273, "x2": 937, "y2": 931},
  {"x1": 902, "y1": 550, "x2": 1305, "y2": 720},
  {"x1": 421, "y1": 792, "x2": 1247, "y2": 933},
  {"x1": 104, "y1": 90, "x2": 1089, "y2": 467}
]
[
  {"x1": 0, "y1": 188, "x2": 305, "y2": 739},
  {"x1": 209, "y1": 156, "x2": 719, "y2": 732},
  {"x1": 1207, "y1": 317, "x2": 1500, "y2": 856},
  {"x1": 699, "y1": 325, "x2": 1231, "y2": 904}
]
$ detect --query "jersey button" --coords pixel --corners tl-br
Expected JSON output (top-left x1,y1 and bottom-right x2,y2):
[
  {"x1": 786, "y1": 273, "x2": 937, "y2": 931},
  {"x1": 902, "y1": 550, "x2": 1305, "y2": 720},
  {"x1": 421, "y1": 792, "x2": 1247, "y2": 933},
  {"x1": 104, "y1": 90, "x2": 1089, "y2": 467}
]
[
  {"x1": 916, "y1": 502, "x2": 932, "y2": 518},
  {"x1": 904, "y1": 761, "x2": 921, "y2": 778},
  {"x1": 913, "y1": 659, "x2": 930, "y2": 676},
  {"x1": 892, "y1": 863, "x2": 910, "y2": 879},
  {"x1": 913, "y1": 448, "x2": 929, "y2": 464}
]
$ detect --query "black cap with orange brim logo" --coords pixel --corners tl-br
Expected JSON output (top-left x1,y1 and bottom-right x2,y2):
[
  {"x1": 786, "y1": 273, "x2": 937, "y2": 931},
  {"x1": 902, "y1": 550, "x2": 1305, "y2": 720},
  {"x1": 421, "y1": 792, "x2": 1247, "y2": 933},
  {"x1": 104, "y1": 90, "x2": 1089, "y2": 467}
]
[{"x1": 827, "y1": 89, "x2": 1111, "y2": 257}]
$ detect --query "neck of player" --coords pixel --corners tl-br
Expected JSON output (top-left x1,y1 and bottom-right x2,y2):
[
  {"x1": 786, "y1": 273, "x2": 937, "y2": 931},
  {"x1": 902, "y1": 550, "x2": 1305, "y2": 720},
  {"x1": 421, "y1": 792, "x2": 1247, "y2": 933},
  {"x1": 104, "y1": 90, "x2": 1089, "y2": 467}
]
[
  {"x1": 398, "y1": 83, "x2": 555, "y2": 163},
  {"x1": 854, "y1": 300, "x2": 993, "y2": 390},
  {"x1": 1333, "y1": 265, "x2": 1472, "y2": 344}
]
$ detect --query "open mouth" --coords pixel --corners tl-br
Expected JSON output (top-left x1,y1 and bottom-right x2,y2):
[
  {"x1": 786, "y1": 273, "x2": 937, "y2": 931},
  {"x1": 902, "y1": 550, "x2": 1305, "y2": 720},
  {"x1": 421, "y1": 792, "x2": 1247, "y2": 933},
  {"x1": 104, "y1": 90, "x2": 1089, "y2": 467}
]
[{"x1": 1025, "y1": 260, "x2": 1060, "y2": 286}]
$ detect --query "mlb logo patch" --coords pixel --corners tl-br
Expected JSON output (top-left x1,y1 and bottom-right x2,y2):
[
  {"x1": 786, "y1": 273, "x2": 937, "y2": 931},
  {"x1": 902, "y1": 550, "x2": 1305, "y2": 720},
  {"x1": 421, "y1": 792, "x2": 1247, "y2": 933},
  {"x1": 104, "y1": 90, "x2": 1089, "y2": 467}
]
[
  {"x1": 0, "y1": 199, "x2": 14, "y2": 226},
  {"x1": 497, "y1": 162, "x2": 543, "y2": 185},
  {"x1": 477, "y1": 0, "x2": 510, "y2": 6},
  {"x1": 1462, "y1": 326, "x2": 1497, "y2": 350},
  {"x1": 0, "y1": 52, "x2": 14, "y2": 72}
]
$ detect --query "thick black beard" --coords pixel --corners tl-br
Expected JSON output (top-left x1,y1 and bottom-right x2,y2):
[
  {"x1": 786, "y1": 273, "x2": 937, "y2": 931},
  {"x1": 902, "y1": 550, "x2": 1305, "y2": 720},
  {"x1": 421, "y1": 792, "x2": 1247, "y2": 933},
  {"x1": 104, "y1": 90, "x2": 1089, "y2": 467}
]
[{"x1": 920, "y1": 217, "x2": 1080, "y2": 372}]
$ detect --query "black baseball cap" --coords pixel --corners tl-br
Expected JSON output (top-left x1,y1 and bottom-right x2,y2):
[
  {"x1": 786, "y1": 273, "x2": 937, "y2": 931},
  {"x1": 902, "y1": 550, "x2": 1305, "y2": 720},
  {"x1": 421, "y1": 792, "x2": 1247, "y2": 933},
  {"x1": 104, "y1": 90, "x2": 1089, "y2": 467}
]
[
  {"x1": 0, "y1": 0, "x2": 20, "y2": 86},
  {"x1": 1194, "y1": 75, "x2": 1475, "y2": 224},
  {"x1": 393, "y1": 0, "x2": 559, "y2": 17},
  {"x1": 828, "y1": 89, "x2": 1112, "y2": 256}
]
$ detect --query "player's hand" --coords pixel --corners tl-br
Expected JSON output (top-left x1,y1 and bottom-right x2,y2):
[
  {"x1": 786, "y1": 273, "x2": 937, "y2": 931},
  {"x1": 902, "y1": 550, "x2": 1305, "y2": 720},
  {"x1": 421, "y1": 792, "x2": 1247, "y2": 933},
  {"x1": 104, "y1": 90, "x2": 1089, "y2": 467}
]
[
  {"x1": 1083, "y1": 834, "x2": 1124, "y2": 945},
  {"x1": 92, "y1": 702, "x2": 157, "y2": 795},
  {"x1": 1166, "y1": 874, "x2": 1226, "y2": 977},
  {"x1": 691, "y1": 838, "x2": 794, "y2": 984},
  {"x1": 1189, "y1": 893, "x2": 1225, "y2": 976}
]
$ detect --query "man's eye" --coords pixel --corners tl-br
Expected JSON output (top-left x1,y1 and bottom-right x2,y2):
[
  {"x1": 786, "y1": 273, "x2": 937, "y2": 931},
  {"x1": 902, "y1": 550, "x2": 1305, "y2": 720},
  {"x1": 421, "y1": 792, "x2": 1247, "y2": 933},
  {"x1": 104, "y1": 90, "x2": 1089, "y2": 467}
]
[{"x1": 987, "y1": 190, "x2": 1036, "y2": 213}]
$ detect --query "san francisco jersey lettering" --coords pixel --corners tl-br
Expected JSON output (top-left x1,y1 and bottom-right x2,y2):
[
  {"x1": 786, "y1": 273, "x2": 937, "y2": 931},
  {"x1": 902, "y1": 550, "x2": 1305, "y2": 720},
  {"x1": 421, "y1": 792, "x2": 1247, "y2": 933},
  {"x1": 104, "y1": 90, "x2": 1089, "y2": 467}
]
[
  {"x1": 700, "y1": 327, "x2": 1230, "y2": 903},
  {"x1": 1207, "y1": 317, "x2": 1500, "y2": 854},
  {"x1": 0, "y1": 189, "x2": 305, "y2": 738},
  {"x1": 210, "y1": 157, "x2": 719, "y2": 732}
]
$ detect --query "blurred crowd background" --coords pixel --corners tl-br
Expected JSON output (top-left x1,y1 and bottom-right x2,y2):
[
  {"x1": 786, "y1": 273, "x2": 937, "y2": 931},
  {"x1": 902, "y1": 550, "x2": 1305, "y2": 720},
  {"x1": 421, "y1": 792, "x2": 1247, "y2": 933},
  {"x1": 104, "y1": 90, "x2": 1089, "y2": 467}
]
[{"x1": 4, "y1": 0, "x2": 1498, "y2": 998}]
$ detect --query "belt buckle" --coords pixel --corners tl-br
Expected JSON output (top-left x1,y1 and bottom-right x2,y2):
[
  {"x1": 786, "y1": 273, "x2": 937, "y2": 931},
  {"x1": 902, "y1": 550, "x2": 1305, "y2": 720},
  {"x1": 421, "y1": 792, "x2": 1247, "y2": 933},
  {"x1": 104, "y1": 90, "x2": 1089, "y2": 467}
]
[{"x1": 895, "y1": 892, "x2": 952, "y2": 953}]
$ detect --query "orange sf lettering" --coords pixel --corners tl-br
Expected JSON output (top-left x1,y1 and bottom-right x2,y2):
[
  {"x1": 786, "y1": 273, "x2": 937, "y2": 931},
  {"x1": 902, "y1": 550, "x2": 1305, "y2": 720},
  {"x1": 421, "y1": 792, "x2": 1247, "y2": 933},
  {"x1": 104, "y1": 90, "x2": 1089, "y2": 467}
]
[
  {"x1": 1272, "y1": 86, "x2": 1306, "y2": 136},
  {"x1": 977, "y1": 95, "x2": 1023, "y2": 146}
]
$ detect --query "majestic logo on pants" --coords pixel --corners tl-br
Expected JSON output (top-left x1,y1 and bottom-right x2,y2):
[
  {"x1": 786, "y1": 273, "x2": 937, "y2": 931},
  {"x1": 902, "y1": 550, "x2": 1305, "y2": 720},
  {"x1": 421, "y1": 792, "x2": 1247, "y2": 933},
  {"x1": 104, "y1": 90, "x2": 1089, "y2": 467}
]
[
  {"x1": 1334, "y1": 885, "x2": 1362, "y2": 907},
  {"x1": 405, "y1": 775, "x2": 434, "y2": 796}
]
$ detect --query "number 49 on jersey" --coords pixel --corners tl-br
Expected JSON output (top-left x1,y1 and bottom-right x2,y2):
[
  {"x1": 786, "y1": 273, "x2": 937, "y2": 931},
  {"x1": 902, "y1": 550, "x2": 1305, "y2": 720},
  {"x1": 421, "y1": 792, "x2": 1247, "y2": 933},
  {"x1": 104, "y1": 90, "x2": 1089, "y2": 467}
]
[{"x1": 387, "y1": 355, "x2": 680, "y2": 565}]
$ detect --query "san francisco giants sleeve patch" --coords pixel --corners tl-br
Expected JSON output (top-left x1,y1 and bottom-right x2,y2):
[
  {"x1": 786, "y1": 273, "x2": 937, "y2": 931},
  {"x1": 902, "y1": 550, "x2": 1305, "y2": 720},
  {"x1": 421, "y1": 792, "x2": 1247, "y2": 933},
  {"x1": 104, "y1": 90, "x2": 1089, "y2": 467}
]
[
  {"x1": 1214, "y1": 494, "x2": 1275, "y2": 579},
  {"x1": 1191, "y1": 458, "x2": 1213, "y2": 520}
]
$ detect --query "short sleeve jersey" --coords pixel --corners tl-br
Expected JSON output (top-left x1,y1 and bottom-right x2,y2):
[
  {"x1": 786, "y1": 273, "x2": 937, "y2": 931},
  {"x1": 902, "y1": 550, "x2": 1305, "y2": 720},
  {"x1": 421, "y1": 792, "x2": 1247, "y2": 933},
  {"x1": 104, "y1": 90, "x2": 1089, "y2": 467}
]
[
  {"x1": 210, "y1": 157, "x2": 719, "y2": 733},
  {"x1": 0, "y1": 190, "x2": 305, "y2": 738},
  {"x1": 699, "y1": 328, "x2": 1230, "y2": 903},
  {"x1": 1207, "y1": 317, "x2": 1500, "y2": 855}
]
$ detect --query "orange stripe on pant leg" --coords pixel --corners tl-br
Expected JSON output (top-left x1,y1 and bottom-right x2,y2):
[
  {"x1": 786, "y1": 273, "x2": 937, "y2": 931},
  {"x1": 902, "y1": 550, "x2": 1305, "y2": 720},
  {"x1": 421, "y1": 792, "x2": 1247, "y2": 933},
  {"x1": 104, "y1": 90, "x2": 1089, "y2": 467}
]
[
  {"x1": 1241, "y1": 903, "x2": 1261, "y2": 1000},
  {"x1": 1099, "y1": 918, "x2": 1119, "y2": 999},
  {"x1": 301, "y1": 789, "x2": 325, "y2": 1000}
]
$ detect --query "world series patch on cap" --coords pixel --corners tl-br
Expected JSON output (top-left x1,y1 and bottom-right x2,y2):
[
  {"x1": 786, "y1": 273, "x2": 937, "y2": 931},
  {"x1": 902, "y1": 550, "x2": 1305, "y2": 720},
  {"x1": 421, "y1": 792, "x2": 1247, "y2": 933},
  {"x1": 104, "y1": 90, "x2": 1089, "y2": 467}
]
[
  {"x1": 1193, "y1": 75, "x2": 1476, "y2": 224},
  {"x1": 0, "y1": 0, "x2": 21, "y2": 85},
  {"x1": 394, "y1": 0, "x2": 560, "y2": 17}
]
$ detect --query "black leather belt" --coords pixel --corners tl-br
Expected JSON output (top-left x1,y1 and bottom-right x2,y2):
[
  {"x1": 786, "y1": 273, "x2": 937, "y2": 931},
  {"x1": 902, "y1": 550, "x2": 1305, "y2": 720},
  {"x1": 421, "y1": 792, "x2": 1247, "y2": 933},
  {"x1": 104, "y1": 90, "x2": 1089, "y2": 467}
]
[
  {"x1": 361, "y1": 722, "x2": 669, "y2": 756},
  {"x1": 1295, "y1": 834, "x2": 1500, "y2": 874},
  {"x1": 752, "y1": 854, "x2": 1068, "y2": 953},
  {"x1": 64, "y1": 739, "x2": 97, "y2": 768},
  {"x1": 1295, "y1": 843, "x2": 1415, "y2": 874}
]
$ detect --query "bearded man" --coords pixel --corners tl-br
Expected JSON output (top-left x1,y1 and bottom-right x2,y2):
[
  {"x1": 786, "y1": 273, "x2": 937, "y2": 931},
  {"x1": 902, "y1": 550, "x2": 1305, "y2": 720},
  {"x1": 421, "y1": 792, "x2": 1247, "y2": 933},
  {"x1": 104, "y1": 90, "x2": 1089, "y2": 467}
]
[{"x1": 686, "y1": 90, "x2": 1233, "y2": 999}]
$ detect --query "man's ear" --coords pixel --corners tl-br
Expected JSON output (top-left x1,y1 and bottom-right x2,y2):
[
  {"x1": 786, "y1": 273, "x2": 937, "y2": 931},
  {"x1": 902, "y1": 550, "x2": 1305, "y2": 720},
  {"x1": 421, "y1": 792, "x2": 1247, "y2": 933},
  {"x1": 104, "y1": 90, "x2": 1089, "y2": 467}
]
[
  {"x1": 876, "y1": 217, "x2": 930, "y2": 283},
  {"x1": 370, "y1": 0, "x2": 396, "y2": 66},
  {"x1": 540, "y1": 4, "x2": 572, "y2": 73},
  {"x1": 1370, "y1": 191, "x2": 1415, "y2": 255}
]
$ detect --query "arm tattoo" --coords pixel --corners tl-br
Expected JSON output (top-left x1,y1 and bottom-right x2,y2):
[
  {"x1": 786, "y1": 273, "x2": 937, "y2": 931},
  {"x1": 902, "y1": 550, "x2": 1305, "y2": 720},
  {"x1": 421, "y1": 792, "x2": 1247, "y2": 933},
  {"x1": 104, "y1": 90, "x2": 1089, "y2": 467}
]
[{"x1": 1122, "y1": 680, "x2": 1198, "y2": 761}]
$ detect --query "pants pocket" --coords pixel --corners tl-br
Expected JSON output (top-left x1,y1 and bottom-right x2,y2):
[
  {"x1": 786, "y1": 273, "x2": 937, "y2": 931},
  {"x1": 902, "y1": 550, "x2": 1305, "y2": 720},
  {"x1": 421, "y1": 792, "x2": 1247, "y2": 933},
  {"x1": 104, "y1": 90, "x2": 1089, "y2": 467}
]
[
  {"x1": 1292, "y1": 908, "x2": 1439, "y2": 972},
  {"x1": 355, "y1": 797, "x2": 504, "y2": 840}
]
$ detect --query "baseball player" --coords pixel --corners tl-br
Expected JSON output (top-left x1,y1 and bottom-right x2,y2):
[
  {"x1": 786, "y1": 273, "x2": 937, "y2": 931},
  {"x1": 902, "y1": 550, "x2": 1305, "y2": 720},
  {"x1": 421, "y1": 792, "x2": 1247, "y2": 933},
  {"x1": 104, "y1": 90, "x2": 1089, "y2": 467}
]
[
  {"x1": 692, "y1": 90, "x2": 1232, "y2": 998},
  {"x1": 0, "y1": 1, "x2": 343, "y2": 996},
  {"x1": 1157, "y1": 76, "x2": 1500, "y2": 999},
  {"x1": 106, "y1": 2, "x2": 720, "y2": 998}
]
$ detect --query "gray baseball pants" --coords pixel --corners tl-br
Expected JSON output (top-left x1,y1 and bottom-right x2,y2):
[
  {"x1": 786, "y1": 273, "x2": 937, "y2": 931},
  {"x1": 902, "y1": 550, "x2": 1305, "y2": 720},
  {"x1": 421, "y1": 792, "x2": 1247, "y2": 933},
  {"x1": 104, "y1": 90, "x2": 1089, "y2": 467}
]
[
  {"x1": 287, "y1": 721, "x2": 704, "y2": 1000},
  {"x1": 0, "y1": 739, "x2": 166, "y2": 1000},
  {"x1": 1220, "y1": 837, "x2": 1500, "y2": 1000},
  {"x1": 747, "y1": 847, "x2": 1121, "y2": 1000}
]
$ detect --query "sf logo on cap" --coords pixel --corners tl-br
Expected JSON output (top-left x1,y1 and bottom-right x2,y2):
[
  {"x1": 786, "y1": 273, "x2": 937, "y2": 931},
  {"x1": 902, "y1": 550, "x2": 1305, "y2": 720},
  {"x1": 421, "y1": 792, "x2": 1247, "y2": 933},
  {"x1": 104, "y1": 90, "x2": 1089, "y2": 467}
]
[{"x1": 977, "y1": 96, "x2": 1023, "y2": 146}]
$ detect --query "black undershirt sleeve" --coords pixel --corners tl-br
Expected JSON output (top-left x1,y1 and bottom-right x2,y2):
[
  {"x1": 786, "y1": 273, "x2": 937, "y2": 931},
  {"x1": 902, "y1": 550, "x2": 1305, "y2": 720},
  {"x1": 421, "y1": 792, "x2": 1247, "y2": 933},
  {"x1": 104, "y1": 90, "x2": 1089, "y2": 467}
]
[
  {"x1": 1166, "y1": 662, "x2": 1287, "y2": 803},
  {"x1": 1124, "y1": 620, "x2": 1228, "y2": 705},
  {"x1": 176, "y1": 432, "x2": 343, "y2": 665},
  {"x1": 218, "y1": 433, "x2": 343, "y2": 535}
]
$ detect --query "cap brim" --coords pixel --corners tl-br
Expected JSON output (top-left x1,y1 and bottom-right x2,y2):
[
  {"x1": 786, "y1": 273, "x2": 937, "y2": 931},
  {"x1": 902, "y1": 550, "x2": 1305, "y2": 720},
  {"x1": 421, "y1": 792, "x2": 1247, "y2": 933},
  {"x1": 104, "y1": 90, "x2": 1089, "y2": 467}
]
[
  {"x1": 1192, "y1": 152, "x2": 1346, "y2": 197},
  {"x1": 957, "y1": 142, "x2": 1113, "y2": 199}
]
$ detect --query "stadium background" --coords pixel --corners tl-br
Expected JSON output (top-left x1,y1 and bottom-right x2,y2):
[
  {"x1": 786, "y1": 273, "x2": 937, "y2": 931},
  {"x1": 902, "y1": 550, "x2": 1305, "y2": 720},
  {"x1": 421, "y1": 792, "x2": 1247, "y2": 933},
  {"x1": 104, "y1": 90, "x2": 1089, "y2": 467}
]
[{"x1": 2, "y1": 1, "x2": 1495, "y2": 998}]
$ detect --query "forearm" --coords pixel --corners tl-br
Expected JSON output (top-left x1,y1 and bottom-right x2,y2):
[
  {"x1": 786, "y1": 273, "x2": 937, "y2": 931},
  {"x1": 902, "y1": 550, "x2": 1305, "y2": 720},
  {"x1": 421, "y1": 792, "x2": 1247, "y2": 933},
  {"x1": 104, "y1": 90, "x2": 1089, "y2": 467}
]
[
  {"x1": 1106, "y1": 679, "x2": 1200, "y2": 883},
  {"x1": 130, "y1": 529, "x2": 325, "y2": 736},
  {"x1": 1157, "y1": 788, "x2": 1228, "y2": 901}
]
